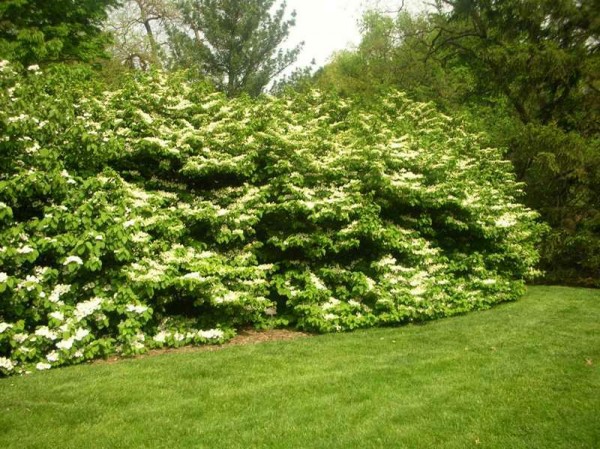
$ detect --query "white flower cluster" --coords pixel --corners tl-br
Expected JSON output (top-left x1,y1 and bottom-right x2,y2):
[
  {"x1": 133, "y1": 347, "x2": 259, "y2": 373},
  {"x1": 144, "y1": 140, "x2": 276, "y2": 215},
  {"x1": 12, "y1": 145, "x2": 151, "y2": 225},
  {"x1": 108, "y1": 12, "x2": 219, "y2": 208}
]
[
  {"x1": 126, "y1": 304, "x2": 148, "y2": 314},
  {"x1": 0, "y1": 69, "x2": 543, "y2": 374},
  {"x1": 49, "y1": 284, "x2": 71, "y2": 303},
  {"x1": 0, "y1": 357, "x2": 15, "y2": 371},
  {"x1": 153, "y1": 328, "x2": 224, "y2": 343},
  {"x1": 74, "y1": 297, "x2": 103, "y2": 320},
  {"x1": 35, "y1": 327, "x2": 58, "y2": 341},
  {"x1": 63, "y1": 256, "x2": 84, "y2": 266}
]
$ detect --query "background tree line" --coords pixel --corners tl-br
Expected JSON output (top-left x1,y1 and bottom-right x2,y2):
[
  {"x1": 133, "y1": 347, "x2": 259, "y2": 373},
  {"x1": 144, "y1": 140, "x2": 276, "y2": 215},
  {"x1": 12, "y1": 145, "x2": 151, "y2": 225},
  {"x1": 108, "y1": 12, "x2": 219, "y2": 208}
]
[
  {"x1": 1, "y1": 0, "x2": 301, "y2": 97},
  {"x1": 0, "y1": 0, "x2": 598, "y2": 286}
]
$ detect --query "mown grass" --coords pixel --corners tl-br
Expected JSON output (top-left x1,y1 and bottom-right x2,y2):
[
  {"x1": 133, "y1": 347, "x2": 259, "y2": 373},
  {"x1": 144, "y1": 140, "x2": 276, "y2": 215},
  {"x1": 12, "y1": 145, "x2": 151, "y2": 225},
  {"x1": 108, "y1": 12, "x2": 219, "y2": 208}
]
[{"x1": 1, "y1": 286, "x2": 598, "y2": 449}]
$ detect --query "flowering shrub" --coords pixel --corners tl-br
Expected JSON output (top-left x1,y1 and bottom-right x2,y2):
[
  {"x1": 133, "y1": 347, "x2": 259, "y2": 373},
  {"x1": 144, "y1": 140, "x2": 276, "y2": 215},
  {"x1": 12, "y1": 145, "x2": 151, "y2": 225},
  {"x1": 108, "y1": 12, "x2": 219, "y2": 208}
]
[{"x1": 0, "y1": 62, "x2": 544, "y2": 375}]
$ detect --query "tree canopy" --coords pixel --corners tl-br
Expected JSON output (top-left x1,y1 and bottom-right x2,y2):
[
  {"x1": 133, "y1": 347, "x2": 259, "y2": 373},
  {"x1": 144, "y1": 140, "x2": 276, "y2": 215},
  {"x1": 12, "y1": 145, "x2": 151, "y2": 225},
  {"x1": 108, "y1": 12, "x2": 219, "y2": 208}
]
[{"x1": 0, "y1": 0, "x2": 119, "y2": 66}]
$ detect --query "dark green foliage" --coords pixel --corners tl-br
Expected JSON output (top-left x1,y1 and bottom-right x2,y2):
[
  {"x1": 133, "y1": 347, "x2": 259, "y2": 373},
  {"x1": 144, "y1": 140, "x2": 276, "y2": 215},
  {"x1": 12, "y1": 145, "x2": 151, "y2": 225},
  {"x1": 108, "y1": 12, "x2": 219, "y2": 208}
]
[
  {"x1": 0, "y1": 0, "x2": 119, "y2": 66},
  {"x1": 430, "y1": 0, "x2": 600, "y2": 285}
]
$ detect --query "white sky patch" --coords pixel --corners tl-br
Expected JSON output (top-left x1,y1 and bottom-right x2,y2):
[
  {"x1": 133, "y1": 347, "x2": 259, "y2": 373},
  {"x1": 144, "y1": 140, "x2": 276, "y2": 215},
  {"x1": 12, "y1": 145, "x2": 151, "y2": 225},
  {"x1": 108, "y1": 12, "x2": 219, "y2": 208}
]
[
  {"x1": 286, "y1": 0, "x2": 362, "y2": 69},
  {"x1": 282, "y1": 0, "x2": 432, "y2": 74}
]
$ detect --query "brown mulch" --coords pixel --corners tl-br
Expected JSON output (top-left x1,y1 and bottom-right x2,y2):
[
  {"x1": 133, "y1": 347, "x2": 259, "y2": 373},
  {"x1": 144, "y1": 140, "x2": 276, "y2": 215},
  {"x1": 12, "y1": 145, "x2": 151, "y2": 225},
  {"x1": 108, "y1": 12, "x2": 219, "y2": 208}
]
[{"x1": 95, "y1": 329, "x2": 312, "y2": 365}]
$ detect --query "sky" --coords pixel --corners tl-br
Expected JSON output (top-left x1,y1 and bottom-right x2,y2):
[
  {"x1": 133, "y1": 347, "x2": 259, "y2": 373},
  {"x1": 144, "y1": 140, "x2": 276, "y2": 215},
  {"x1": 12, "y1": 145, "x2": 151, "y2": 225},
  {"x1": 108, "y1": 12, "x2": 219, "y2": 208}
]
[{"x1": 284, "y1": 0, "x2": 430, "y2": 72}]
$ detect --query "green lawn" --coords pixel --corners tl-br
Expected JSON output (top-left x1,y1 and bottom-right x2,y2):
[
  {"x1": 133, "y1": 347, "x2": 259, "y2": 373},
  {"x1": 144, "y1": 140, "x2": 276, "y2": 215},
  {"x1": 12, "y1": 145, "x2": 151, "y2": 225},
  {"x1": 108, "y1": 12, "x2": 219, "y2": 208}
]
[{"x1": 1, "y1": 286, "x2": 598, "y2": 449}]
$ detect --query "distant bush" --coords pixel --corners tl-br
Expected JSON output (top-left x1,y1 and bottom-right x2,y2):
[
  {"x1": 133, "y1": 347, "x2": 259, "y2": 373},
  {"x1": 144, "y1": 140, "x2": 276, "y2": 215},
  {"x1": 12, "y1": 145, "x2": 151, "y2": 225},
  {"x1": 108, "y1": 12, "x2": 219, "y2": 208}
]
[{"x1": 0, "y1": 63, "x2": 544, "y2": 375}]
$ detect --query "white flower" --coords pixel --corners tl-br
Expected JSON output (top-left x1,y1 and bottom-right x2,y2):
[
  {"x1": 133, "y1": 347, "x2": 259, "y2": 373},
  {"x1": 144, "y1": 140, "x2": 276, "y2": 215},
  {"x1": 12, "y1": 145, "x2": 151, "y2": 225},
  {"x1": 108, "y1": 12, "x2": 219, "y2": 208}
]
[
  {"x1": 310, "y1": 273, "x2": 327, "y2": 290},
  {"x1": 0, "y1": 357, "x2": 14, "y2": 371},
  {"x1": 13, "y1": 333, "x2": 28, "y2": 343},
  {"x1": 264, "y1": 307, "x2": 277, "y2": 317},
  {"x1": 215, "y1": 291, "x2": 239, "y2": 304},
  {"x1": 182, "y1": 272, "x2": 206, "y2": 281},
  {"x1": 63, "y1": 256, "x2": 83, "y2": 266},
  {"x1": 377, "y1": 255, "x2": 397, "y2": 267},
  {"x1": 27, "y1": 64, "x2": 40, "y2": 72},
  {"x1": 46, "y1": 351, "x2": 59, "y2": 362},
  {"x1": 174, "y1": 332, "x2": 185, "y2": 342},
  {"x1": 35, "y1": 326, "x2": 58, "y2": 341},
  {"x1": 495, "y1": 213, "x2": 517, "y2": 228},
  {"x1": 0, "y1": 272, "x2": 8, "y2": 283},
  {"x1": 322, "y1": 298, "x2": 341, "y2": 310},
  {"x1": 8, "y1": 114, "x2": 28, "y2": 123},
  {"x1": 126, "y1": 304, "x2": 148, "y2": 314},
  {"x1": 17, "y1": 246, "x2": 34, "y2": 254},
  {"x1": 49, "y1": 311, "x2": 64, "y2": 321},
  {"x1": 24, "y1": 274, "x2": 40, "y2": 291},
  {"x1": 49, "y1": 284, "x2": 71, "y2": 303},
  {"x1": 482, "y1": 279, "x2": 497, "y2": 285},
  {"x1": 197, "y1": 329, "x2": 224, "y2": 339},
  {"x1": 0, "y1": 322, "x2": 13, "y2": 333},
  {"x1": 324, "y1": 313, "x2": 337, "y2": 321},
  {"x1": 74, "y1": 328, "x2": 90, "y2": 341},
  {"x1": 153, "y1": 331, "x2": 168, "y2": 343},
  {"x1": 26, "y1": 142, "x2": 40, "y2": 154},
  {"x1": 95, "y1": 235, "x2": 104, "y2": 241},
  {"x1": 74, "y1": 350, "x2": 84, "y2": 358},
  {"x1": 257, "y1": 264, "x2": 275, "y2": 271},
  {"x1": 137, "y1": 110, "x2": 154, "y2": 124},
  {"x1": 131, "y1": 232, "x2": 150, "y2": 243},
  {"x1": 56, "y1": 337, "x2": 75, "y2": 350},
  {"x1": 36, "y1": 362, "x2": 51, "y2": 371},
  {"x1": 74, "y1": 297, "x2": 103, "y2": 320},
  {"x1": 410, "y1": 286, "x2": 427, "y2": 296},
  {"x1": 348, "y1": 300, "x2": 361, "y2": 307},
  {"x1": 123, "y1": 219, "x2": 137, "y2": 228}
]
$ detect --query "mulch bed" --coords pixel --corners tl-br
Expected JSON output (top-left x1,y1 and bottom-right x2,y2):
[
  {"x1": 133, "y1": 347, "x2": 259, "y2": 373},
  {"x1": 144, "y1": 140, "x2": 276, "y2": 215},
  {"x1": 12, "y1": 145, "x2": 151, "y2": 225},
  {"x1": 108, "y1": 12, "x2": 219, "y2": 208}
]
[{"x1": 95, "y1": 329, "x2": 312, "y2": 365}]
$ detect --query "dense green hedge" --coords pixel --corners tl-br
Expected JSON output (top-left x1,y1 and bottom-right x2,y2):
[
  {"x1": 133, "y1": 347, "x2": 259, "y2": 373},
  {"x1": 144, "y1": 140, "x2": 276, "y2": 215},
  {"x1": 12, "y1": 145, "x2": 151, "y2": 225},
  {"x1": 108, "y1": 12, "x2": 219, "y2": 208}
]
[{"x1": 0, "y1": 63, "x2": 544, "y2": 375}]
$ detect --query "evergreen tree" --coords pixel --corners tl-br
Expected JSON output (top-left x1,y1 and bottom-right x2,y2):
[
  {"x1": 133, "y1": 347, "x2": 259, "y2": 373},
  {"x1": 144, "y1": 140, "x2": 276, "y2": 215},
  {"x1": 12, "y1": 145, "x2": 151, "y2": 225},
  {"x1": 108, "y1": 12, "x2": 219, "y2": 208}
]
[
  {"x1": 168, "y1": 0, "x2": 302, "y2": 96},
  {"x1": 429, "y1": 0, "x2": 600, "y2": 285}
]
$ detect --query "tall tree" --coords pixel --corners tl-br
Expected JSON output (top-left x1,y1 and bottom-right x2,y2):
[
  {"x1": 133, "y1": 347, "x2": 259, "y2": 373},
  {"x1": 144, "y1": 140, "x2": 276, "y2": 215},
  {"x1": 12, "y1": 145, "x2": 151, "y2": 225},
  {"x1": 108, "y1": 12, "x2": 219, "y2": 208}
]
[
  {"x1": 428, "y1": 0, "x2": 600, "y2": 285},
  {"x1": 316, "y1": 1, "x2": 600, "y2": 285},
  {"x1": 168, "y1": 0, "x2": 302, "y2": 96},
  {"x1": 315, "y1": 11, "x2": 474, "y2": 108},
  {"x1": 0, "y1": 0, "x2": 120, "y2": 66},
  {"x1": 107, "y1": 0, "x2": 180, "y2": 69},
  {"x1": 429, "y1": 0, "x2": 599, "y2": 131}
]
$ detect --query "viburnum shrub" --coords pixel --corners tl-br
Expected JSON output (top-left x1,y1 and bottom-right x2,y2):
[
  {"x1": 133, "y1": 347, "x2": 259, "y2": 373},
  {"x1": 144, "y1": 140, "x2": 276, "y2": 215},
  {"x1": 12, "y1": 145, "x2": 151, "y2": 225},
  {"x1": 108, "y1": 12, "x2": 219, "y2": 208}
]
[{"x1": 0, "y1": 61, "x2": 544, "y2": 375}]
